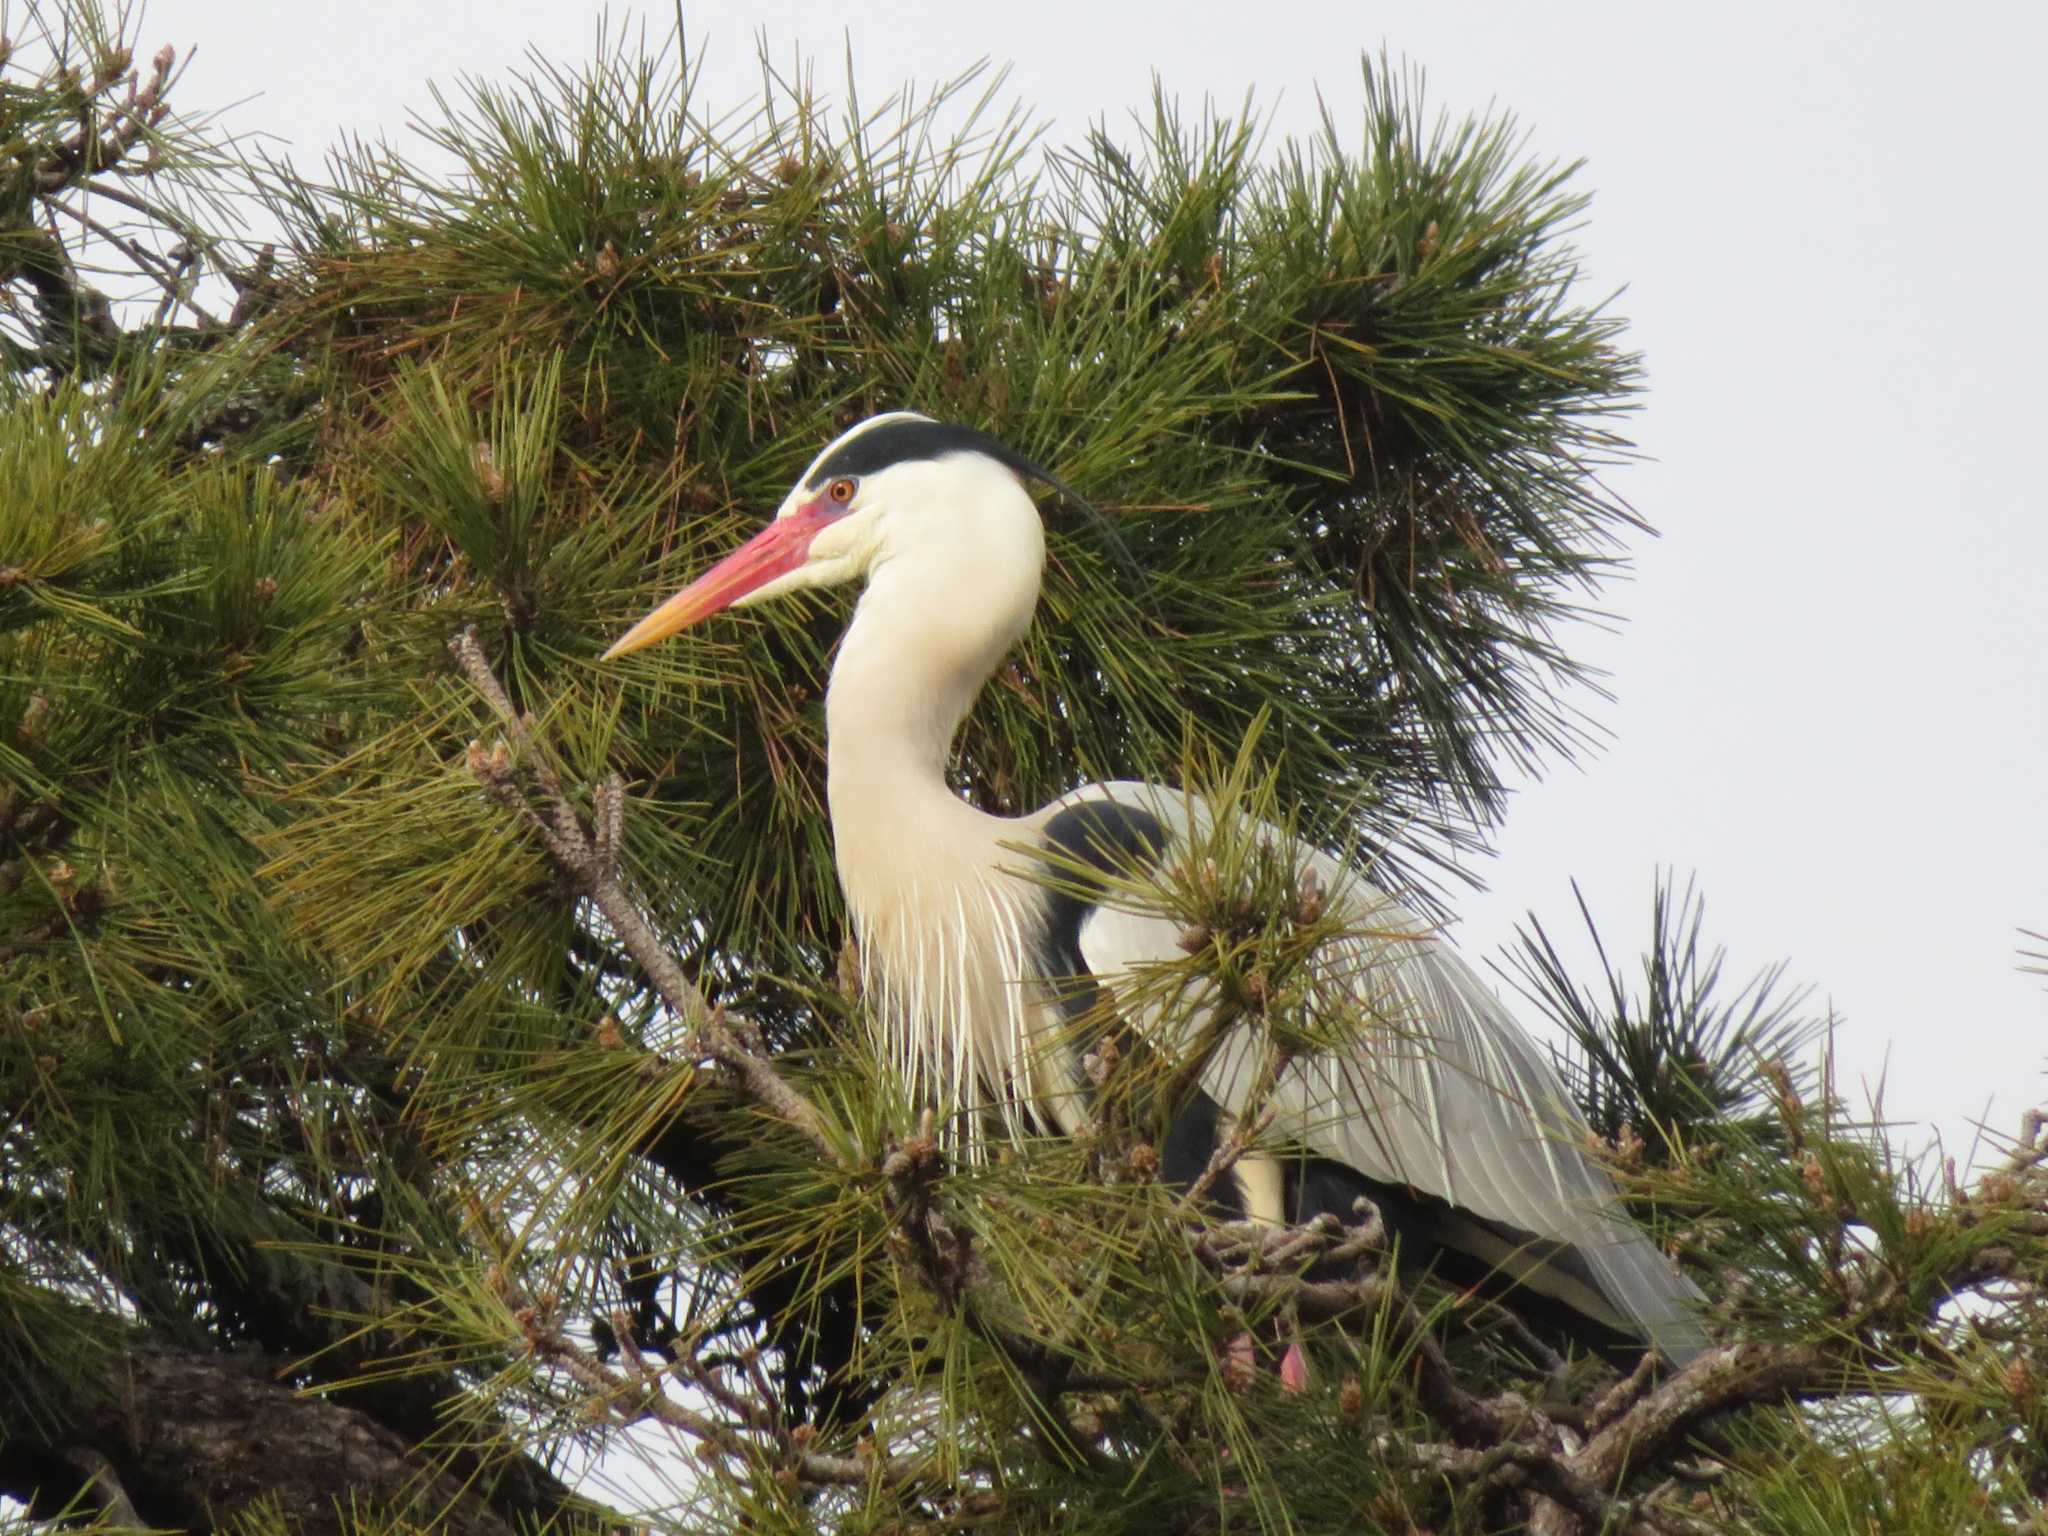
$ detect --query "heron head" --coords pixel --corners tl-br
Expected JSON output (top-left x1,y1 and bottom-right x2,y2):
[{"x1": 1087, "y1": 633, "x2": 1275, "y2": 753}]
[{"x1": 601, "y1": 412, "x2": 1085, "y2": 661}]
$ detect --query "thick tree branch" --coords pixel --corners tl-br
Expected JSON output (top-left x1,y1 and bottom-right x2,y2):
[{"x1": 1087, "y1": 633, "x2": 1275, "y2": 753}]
[{"x1": 0, "y1": 1332, "x2": 552, "y2": 1536}]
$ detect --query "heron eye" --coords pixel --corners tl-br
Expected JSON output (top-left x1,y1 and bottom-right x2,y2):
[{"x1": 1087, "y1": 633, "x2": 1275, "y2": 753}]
[{"x1": 827, "y1": 477, "x2": 857, "y2": 504}]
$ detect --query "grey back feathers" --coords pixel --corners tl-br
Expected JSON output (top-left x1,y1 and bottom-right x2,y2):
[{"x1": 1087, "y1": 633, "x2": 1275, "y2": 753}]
[{"x1": 1041, "y1": 781, "x2": 1710, "y2": 1367}]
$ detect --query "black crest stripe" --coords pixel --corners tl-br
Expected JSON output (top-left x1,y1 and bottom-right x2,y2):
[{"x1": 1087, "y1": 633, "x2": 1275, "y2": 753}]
[
  {"x1": 809, "y1": 414, "x2": 1139, "y2": 580},
  {"x1": 806, "y1": 418, "x2": 1099, "y2": 520},
  {"x1": 805, "y1": 419, "x2": 999, "y2": 485}
]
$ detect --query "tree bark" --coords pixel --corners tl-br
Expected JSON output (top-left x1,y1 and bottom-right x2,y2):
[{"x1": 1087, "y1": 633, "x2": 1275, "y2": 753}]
[{"x1": 0, "y1": 1333, "x2": 583, "y2": 1536}]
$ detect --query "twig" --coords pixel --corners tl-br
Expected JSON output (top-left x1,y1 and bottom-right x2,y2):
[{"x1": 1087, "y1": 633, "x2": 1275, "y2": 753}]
[
  {"x1": 1177, "y1": 1103, "x2": 1276, "y2": 1212},
  {"x1": 72, "y1": 176, "x2": 223, "y2": 265},
  {"x1": 528, "y1": 1302, "x2": 942, "y2": 1499},
  {"x1": 1175, "y1": 1039, "x2": 1291, "y2": 1213},
  {"x1": 46, "y1": 196, "x2": 219, "y2": 328},
  {"x1": 1475, "y1": 1298, "x2": 1571, "y2": 1385},
  {"x1": 1584, "y1": 1347, "x2": 1659, "y2": 1434}
]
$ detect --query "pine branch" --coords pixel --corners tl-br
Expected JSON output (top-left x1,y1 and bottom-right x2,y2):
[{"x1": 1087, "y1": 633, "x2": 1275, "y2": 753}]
[
  {"x1": 28, "y1": 44, "x2": 177, "y2": 198},
  {"x1": 1176, "y1": 1095, "x2": 2048, "y2": 1533},
  {"x1": 449, "y1": 627, "x2": 842, "y2": 1167}
]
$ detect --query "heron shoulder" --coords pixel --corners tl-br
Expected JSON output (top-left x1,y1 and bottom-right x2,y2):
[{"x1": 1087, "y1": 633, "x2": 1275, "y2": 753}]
[{"x1": 1029, "y1": 794, "x2": 1171, "y2": 1010}]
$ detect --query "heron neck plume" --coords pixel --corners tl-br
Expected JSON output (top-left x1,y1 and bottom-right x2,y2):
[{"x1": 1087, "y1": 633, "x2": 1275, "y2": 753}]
[{"x1": 822, "y1": 497, "x2": 1052, "y2": 1128}]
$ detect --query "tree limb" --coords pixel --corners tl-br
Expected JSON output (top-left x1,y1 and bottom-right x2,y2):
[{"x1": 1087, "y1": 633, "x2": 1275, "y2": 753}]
[{"x1": 0, "y1": 1332, "x2": 546, "y2": 1536}]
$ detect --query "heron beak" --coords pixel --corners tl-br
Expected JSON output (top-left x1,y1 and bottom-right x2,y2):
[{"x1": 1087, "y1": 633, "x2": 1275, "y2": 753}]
[{"x1": 602, "y1": 498, "x2": 840, "y2": 660}]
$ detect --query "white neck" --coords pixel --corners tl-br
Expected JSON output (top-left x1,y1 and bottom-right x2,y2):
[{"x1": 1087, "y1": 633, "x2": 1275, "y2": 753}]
[
  {"x1": 822, "y1": 456, "x2": 1047, "y2": 846},
  {"x1": 824, "y1": 546, "x2": 1035, "y2": 856}
]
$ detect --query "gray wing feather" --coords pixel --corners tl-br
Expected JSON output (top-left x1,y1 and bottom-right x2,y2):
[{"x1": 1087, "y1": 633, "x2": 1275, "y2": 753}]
[{"x1": 1060, "y1": 781, "x2": 1708, "y2": 1365}]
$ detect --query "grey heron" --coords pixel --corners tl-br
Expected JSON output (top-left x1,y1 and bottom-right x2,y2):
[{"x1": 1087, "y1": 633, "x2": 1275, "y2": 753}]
[{"x1": 605, "y1": 412, "x2": 1708, "y2": 1368}]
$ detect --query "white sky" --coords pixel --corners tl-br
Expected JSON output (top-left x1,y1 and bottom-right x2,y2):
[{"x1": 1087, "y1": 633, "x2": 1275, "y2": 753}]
[{"x1": 136, "y1": 0, "x2": 2048, "y2": 1163}]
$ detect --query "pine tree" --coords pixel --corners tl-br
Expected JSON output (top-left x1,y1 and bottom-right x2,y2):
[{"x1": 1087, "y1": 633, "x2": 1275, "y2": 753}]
[{"x1": 4, "y1": 5, "x2": 2045, "y2": 1533}]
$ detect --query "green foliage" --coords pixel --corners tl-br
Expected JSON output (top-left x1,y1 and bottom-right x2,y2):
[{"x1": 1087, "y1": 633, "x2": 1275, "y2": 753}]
[
  {"x1": 1507, "y1": 875, "x2": 1827, "y2": 1161},
  {"x1": 4, "y1": 6, "x2": 2043, "y2": 1536},
  {"x1": 260, "y1": 31, "x2": 1641, "y2": 907}
]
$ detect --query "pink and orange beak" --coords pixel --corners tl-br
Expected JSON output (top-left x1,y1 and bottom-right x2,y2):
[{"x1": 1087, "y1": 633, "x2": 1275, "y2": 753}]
[{"x1": 601, "y1": 495, "x2": 844, "y2": 661}]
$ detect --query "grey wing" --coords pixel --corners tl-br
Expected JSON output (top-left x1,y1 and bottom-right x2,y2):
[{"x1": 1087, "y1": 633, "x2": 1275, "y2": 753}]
[{"x1": 1060, "y1": 781, "x2": 1709, "y2": 1366}]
